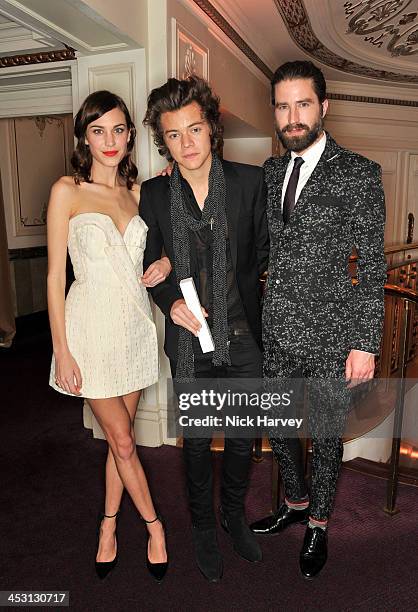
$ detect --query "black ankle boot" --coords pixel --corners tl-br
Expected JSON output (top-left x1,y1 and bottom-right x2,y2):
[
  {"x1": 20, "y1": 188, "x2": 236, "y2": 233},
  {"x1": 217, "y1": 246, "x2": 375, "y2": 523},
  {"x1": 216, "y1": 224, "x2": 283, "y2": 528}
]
[
  {"x1": 192, "y1": 526, "x2": 223, "y2": 582},
  {"x1": 220, "y1": 507, "x2": 262, "y2": 562}
]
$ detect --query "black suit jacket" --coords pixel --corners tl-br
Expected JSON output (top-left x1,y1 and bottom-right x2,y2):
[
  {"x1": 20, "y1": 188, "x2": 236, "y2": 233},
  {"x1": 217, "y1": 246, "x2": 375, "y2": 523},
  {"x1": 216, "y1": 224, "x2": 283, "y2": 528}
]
[{"x1": 140, "y1": 159, "x2": 269, "y2": 361}]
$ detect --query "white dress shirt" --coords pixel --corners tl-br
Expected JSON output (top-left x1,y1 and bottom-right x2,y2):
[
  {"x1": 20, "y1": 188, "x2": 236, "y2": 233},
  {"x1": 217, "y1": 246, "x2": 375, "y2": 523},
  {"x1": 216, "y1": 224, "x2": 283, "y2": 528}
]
[{"x1": 281, "y1": 131, "x2": 327, "y2": 210}]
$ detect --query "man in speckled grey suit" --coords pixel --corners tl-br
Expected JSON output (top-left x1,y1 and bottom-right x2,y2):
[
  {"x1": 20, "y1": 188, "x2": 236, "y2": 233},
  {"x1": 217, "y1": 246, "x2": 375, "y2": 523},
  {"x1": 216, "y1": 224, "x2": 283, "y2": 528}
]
[{"x1": 250, "y1": 61, "x2": 386, "y2": 578}]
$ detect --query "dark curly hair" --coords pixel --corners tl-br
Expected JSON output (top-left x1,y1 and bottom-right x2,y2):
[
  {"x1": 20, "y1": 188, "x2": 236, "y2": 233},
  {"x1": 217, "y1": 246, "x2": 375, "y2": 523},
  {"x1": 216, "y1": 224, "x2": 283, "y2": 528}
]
[
  {"x1": 71, "y1": 90, "x2": 138, "y2": 189},
  {"x1": 143, "y1": 75, "x2": 222, "y2": 161}
]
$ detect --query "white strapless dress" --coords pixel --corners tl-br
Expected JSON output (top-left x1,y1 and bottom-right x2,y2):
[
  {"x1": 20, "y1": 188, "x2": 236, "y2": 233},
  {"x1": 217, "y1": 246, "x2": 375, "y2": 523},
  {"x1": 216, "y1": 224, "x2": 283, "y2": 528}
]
[{"x1": 49, "y1": 212, "x2": 158, "y2": 399}]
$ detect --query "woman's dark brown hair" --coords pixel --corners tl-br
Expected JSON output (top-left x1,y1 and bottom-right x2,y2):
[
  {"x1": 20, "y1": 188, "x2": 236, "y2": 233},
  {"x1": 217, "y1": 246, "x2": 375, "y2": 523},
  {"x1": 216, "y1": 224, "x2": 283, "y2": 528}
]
[
  {"x1": 71, "y1": 90, "x2": 138, "y2": 189},
  {"x1": 143, "y1": 75, "x2": 222, "y2": 161}
]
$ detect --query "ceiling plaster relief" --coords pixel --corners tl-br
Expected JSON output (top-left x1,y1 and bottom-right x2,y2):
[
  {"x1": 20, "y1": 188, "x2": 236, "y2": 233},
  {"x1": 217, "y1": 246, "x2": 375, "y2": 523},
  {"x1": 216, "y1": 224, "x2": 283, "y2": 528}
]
[
  {"x1": 275, "y1": 0, "x2": 418, "y2": 83},
  {"x1": 344, "y1": 0, "x2": 418, "y2": 57},
  {"x1": 192, "y1": 0, "x2": 418, "y2": 105}
]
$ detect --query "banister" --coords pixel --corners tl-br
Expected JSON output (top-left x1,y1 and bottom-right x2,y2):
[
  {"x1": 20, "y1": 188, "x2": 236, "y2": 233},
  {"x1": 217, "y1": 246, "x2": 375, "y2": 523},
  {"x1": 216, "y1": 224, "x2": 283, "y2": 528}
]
[
  {"x1": 384, "y1": 284, "x2": 418, "y2": 303},
  {"x1": 384, "y1": 241, "x2": 418, "y2": 255}
]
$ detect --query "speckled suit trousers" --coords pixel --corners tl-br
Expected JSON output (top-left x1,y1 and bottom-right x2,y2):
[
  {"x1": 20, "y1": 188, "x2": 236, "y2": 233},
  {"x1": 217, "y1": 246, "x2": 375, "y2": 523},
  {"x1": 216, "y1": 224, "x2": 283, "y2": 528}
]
[
  {"x1": 263, "y1": 134, "x2": 386, "y2": 521},
  {"x1": 264, "y1": 333, "x2": 350, "y2": 521}
]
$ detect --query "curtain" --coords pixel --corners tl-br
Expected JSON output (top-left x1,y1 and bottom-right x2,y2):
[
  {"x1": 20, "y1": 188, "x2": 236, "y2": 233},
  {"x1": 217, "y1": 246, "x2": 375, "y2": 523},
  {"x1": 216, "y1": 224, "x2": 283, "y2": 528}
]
[{"x1": 0, "y1": 173, "x2": 15, "y2": 347}]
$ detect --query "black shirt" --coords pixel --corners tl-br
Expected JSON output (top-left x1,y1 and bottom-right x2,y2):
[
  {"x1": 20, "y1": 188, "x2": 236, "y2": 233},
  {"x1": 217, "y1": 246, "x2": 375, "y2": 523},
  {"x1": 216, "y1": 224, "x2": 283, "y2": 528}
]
[{"x1": 180, "y1": 177, "x2": 248, "y2": 330}]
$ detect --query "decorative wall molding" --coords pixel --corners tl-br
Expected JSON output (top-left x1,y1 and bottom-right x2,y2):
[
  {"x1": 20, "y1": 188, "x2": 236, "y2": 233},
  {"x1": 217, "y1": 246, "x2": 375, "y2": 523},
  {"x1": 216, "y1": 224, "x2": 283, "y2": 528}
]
[
  {"x1": 74, "y1": 48, "x2": 150, "y2": 189},
  {"x1": 0, "y1": 0, "x2": 128, "y2": 54},
  {"x1": 328, "y1": 92, "x2": 418, "y2": 106},
  {"x1": 0, "y1": 84, "x2": 73, "y2": 117},
  {"x1": 191, "y1": 0, "x2": 273, "y2": 79},
  {"x1": 0, "y1": 19, "x2": 56, "y2": 53},
  {"x1": 0, "y1": 77, "x2": 70, "y2": 93},
  {"x1": 274, "y1": 0, "x2": 418, "y2": 83},
  {"x1": 86, "y1": 61, "x2": 136, "y2": 120},
  {"x1": 0, "y1": 63, "x2": 73, "y2": 117},
  {"x1": 327, "y1": 78, "x2": 418, "y2": 102},
  {"x1": 0, "y1": 46, "x2": 75, "y2": 68},
  {"x1": 8, "y1": 115, "x2": 71, "y2": 236},
  {"x1": 171, "y1": 18, "x2": 209, "y2": 80}
]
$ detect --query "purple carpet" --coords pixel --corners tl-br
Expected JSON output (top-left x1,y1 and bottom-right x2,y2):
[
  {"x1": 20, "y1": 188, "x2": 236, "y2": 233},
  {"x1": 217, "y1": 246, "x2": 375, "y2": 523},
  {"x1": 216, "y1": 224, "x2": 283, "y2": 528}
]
[{"x1": 1, "y1": 332, "x2": 417, "y2": 611}]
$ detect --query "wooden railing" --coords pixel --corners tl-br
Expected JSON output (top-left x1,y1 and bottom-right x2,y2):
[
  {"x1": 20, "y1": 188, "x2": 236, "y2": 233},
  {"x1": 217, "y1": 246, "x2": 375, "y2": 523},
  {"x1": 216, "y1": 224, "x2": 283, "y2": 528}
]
[
  {"x1": 349, "y1": 242, "x2": 418, "y2": 377},
  {"x1": 380, "y1": 285, "x2": 418, "y2": 513}
]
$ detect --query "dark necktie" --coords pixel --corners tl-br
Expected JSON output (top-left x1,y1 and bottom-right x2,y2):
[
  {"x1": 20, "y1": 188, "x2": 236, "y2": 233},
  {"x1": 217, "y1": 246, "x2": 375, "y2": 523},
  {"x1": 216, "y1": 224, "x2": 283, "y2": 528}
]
[{"x1": 283, "y1": 156, "x2": 304, "y2": 224}]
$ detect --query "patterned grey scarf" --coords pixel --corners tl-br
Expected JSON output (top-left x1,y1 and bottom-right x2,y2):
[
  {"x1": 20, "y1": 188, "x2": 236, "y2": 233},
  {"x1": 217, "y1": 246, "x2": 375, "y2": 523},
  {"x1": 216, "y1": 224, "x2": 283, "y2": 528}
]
[{"x1": 170, "y1": 153, "x2": 231, "y2": 381}]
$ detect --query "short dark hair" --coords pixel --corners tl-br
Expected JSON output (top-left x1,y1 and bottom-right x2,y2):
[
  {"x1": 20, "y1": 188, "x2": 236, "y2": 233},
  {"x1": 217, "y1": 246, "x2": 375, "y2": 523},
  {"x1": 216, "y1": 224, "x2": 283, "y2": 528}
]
[
  {"x1": 143, "y1": 75, "x2": 222, "y2": 161},
  {"x1": 71, "y1": 90, "x2": 138, "y2": 189},
  {"x1": 271, "y1": 60, "x2": 327, "y2": 105}
]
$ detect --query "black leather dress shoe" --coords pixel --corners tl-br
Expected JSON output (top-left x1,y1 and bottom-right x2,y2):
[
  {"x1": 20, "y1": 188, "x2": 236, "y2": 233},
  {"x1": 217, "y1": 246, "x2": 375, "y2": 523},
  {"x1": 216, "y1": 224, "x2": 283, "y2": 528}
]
[
  {"x1": 192, "y1": 527, "x2": 223, "y2": 582},
  {"x1": 299, "y1": 525, "x2": 328, "y2": 579},
  {"x1": 220, "y1": 508, "x2": 262, "y2": 563},
  {"x1": 250, "y1": 504, "x2": 309, "y2": 535}
]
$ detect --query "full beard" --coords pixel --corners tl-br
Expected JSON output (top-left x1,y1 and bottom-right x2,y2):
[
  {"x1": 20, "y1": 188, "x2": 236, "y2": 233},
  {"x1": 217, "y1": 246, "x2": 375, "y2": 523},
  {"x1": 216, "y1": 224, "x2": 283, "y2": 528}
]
[{"x1": 276, "y1": 117, "x2": 324, "y2": 153}]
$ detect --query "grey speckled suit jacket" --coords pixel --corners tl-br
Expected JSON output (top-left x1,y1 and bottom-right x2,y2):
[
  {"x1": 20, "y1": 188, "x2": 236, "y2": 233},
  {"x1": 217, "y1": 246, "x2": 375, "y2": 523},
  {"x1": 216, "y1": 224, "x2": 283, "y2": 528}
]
[{"x1": 263, "y1": 133, "x2": 386, "y2": 359}]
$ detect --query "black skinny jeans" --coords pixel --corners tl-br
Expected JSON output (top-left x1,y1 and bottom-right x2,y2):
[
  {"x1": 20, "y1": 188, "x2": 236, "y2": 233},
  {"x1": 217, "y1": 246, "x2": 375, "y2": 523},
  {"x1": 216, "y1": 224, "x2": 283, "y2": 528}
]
[{"x1": 171, "y1": 333, "x2": 262, "y2": 529}]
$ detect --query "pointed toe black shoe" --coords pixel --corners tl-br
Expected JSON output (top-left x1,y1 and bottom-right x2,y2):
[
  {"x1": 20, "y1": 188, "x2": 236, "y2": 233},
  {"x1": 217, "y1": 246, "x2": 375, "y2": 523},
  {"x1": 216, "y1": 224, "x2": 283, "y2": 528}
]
[
  {"x1": 95, "y1": 511, "x2": 119, "y2": 580},
  {"x1": 144, "y1": 515, "x2": 168, "y2": 583},
  {"x1": 250, "y1": 503, "x2": 309, "y2": 536}
]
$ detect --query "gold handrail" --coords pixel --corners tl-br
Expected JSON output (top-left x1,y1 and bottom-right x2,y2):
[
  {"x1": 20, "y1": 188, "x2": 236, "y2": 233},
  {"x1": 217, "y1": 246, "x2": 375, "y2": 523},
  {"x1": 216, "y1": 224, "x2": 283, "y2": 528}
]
[
  {"x1": 384, "y1": 241, "x2": 418, "y2": 255},
  {"x1": 387, "y1": 258, "x2": 418, "y2": 272},
  {"x1": 384, "y1": 283, "x2": 418, "y2": 303},
  {"x1": 382, "y1": 284, "x2": 416, "y2": 514},
  {"x1": 349, "y1": 242, "x2": 418, "y2": 268}
]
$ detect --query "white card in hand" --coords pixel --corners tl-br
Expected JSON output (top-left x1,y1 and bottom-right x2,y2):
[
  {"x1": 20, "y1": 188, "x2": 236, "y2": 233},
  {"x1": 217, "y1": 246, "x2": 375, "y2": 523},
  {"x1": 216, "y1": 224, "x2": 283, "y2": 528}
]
[{"x1": 180, "y1": 277, "x2": 215, "y2": 353}]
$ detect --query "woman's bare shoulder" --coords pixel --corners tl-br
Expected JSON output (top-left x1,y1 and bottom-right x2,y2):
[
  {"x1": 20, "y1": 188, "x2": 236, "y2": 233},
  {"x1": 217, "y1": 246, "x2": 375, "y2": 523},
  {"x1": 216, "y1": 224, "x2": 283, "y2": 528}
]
[
  {"x1": 51, "y1": 175, "x2": 78, "y2": 195},
  {"x1": 48, "y1": 176, "x2": 79, "y2": 213}
]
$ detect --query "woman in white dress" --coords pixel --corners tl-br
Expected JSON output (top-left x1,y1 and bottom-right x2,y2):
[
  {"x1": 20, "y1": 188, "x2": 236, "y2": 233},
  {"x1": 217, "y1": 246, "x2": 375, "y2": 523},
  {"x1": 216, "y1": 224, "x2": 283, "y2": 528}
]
[{"x1": 47, "y1": 91, "x2": 168, "y2": 581}]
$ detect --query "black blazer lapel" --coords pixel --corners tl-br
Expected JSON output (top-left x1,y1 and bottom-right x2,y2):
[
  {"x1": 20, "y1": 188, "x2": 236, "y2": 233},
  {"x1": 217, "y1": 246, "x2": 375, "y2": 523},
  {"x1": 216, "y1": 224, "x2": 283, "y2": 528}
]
[
  {"x1": 273, "y1": 153, "x2": 290, "y2": 222},
  {"x1": 222, "y1": 161, "x2": 240, "y2": 272},
  {"x1": 159, "y1": 179, "x2": 176, "y2": 258}
]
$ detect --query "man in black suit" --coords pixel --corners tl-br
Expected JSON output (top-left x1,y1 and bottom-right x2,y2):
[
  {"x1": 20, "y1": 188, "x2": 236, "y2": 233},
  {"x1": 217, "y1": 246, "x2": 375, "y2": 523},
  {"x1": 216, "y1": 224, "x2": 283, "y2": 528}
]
[
  {"x1": 140, "y1": 76, "x2": 269, "y2": 581},
  {"x1": 250, "y1": 61, "x2": 386, "y2": 578}
]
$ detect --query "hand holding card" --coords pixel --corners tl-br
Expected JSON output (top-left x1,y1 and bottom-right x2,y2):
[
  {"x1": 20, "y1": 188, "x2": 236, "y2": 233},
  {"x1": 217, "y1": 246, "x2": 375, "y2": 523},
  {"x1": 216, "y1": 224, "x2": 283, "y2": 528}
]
[{"x1": 180, "y1": 278, "x2": 215, "y2": 353}]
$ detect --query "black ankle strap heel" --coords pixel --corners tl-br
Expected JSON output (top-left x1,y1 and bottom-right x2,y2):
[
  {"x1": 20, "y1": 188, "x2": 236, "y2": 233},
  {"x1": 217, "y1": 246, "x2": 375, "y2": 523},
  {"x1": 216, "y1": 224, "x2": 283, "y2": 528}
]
[
  {"x1": 101, "y1": 510, "x2": 119, "y2": 520},
  {"x1": 95, "y1": 510, "x2": 119, "y2": 580},
  {"x1": 143, "y1": 514, "x2": 168, "y2": 582},
  {"x1": 143, "y1": 515, "x2": 160, "y2": 524}
]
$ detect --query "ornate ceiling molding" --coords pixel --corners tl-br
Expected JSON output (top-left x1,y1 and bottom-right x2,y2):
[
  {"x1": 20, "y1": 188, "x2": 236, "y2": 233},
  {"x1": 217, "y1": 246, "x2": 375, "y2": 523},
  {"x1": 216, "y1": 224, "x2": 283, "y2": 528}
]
[
  {"x1": 0, "y1": 46, "x2": 75, "y2": 68},
  {"x1": 191, "y1": 0, "x2": 273, "y2": 79},
  {"x1": 274, "y1": 0, "x2": 418, "y2": 83},
  {"x1": 190, "y1": 0, "x2": 418, "y2": 106},
  {"x1": 345, "y1": 0, "x2": 418, "y2": 58}
]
